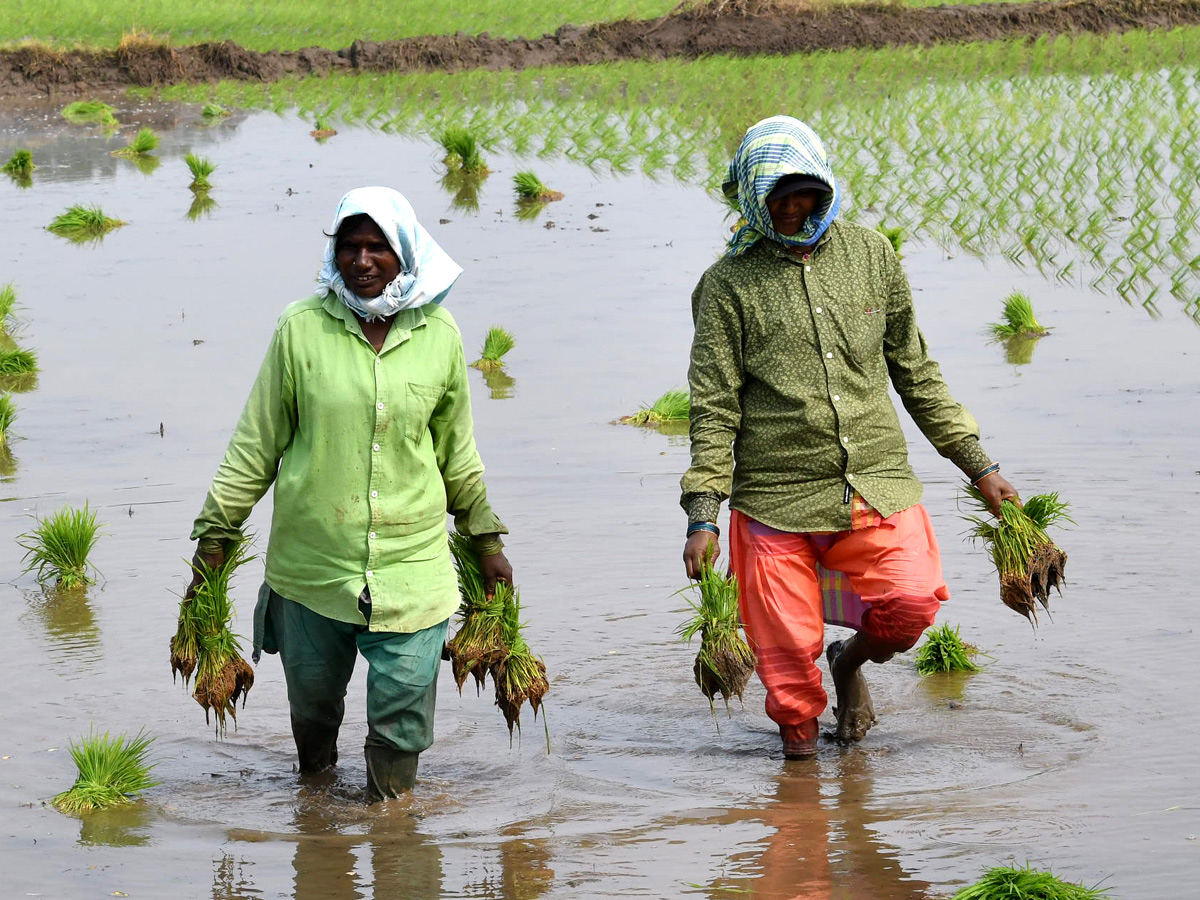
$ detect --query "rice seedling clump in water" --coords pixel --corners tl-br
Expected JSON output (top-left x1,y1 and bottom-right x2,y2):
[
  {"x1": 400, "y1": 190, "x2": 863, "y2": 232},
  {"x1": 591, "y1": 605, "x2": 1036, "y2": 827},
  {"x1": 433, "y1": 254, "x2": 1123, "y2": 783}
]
[
  {"x1": 0, "y1": 283, "x2": 17, "y2": 332},
  {"x1": 951, "y1": 863, "x2": 1111, "y2": 899},
  {"x1": 623, "y1": 389, "x2": 690, "y2": 427},
  {"x1": 914, "y1": 623, "x2": 980, "y2": 675},
  {"x1": 2, "y1": 149, "x2": 34, "y2": 176},
  {"x1": 310, "y1": 116, "x2": 338, "y2": 139},
  {"x1": 678, "y1": 559, "x2": 757, "y2": 713},
  {"x1": 185, "y1": 152, "x2": 216, "y2": 191},
  {"x1": 61, "y1": 100, "x2": 118, "y2": 126},
  {"x1": 47, "y1": 205, "x2": 126, "y2": 242},
  {"x1": 17, "y1": 503, "x2": 102, "y2": 590},
  {"x1": 52, "y1": 730, "x2": 157, "y2": 815},
  {"x1": 171, "y1": 538, "x2": 256, "y2": 735},
  {"x1": 470, "y1": 326, "x2": 515, "y2": 371},
  {"x1": 0, "y1": 394, "x2": 16, "y2": 448},
  {"x1": 513, "y1": 170, "x2": 563, "y2": 203},
  {"x1": 876, "y1": 223, "x2": 904, "y2": 257},
  {"x1": 991, "y1": 291, "x2": 1050, "y2": 338},
  {"x1": 962, "y1": 484, "x2": 1071, "y2": 624},
  {"x1": 438, "y1": 127, "x2": 489, "y2": 174},
  {"x1": 111, "y1": 127, "x2": 158, "y2": 157},
  {"x1": 0, "y1": 347, "x2": 37, "y2": 375},
  {"x1": 201, "y1": 103, "x2": 230, "y2": 119},
  {"x1": 445, "y1": 531, "x2": 507, "y2": 692}
]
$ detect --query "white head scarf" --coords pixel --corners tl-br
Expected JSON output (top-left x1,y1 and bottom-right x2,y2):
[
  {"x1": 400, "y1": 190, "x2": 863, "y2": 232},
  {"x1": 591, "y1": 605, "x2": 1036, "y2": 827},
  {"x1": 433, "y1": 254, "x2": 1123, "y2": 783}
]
[{"x1": 317, "y1": 186, "x2": 463, "y2": 321}]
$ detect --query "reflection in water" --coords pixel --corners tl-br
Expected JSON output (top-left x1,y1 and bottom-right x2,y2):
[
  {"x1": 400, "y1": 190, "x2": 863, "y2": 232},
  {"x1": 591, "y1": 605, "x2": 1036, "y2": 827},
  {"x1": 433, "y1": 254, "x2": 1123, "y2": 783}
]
[
  {"x1": 123, "y1": 154, "x2": 162, "y2": 177},
  {"x1": 1001, "y1": 334, "x2": 1044, "y2": 366},
  {"x1": 188, "y1": 190, "x2": 219, "y2": 221},
  {"x1": 0, "y1": 443, "x2": 16, "y2": 478},
  {"x1": 25, "y1": 586, "x2": 102, "y2": 673},
  {"x1": 514, "y1": 199, "x2": 549, "y2": 222},
  {"x1": 5, "y1": 171, "x2": 32, "y2": 189},
  {"x1": 706, "y1": 757, "x2": 933, "y2": 900},
  {"x1": 440, "y1": 170, "x2": 485, "y2": 213},
  {"x1": 77, "y1": 802, "x2": 154, "y2": 848},
  {"x1": 213, "y1": 851, "x2": 259, "y2": 900},
  {"x1": 482, "y1": 367, "x2": 517, "y2": 400},
  {"x1": 497, "y1": 836, "x2": 555, "y2": 900}
]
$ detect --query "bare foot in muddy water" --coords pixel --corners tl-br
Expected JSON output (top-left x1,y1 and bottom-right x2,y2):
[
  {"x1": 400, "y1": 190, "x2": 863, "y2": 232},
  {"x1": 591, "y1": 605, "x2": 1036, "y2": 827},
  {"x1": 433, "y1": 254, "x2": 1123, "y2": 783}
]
[{"x1": 827, "y1": 639, "x2": 877, "y2": 742}]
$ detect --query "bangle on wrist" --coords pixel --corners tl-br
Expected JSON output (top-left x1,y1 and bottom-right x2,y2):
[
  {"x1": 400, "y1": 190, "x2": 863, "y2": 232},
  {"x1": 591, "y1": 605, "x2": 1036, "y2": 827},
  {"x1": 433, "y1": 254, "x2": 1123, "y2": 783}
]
[
  {"x1": 687, "y1": 522, "x2": 720, "y2": 538},
  {"x1": 970, "y1": 462, "x2": 1000, "y2": 485}
]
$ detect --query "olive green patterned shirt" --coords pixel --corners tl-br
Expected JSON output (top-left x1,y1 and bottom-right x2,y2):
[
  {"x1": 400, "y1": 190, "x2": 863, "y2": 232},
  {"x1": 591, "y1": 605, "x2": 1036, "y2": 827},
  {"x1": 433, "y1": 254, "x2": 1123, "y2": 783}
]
[{"x1": 681, "y1": 220, "x2": 992, "y2": 532}]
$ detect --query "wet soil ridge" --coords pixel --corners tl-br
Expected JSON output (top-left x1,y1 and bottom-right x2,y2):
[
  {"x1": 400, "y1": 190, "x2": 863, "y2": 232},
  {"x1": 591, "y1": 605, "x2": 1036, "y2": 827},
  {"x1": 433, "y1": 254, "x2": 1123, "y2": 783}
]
[{"x1": 2, "y1": 0, "x2": 1198, "y2": 95}]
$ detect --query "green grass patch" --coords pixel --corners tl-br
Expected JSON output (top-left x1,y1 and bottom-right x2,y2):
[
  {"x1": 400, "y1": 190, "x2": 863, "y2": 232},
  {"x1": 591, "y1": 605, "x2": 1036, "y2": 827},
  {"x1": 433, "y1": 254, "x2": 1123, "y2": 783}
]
[
  {"x1": 962, "y1": 484, "x2": 1072, "y2": 625},
  {"x1": 17, "y1": 503, "x2": 102, "y2": 590},
  {"x1": 623, "y1": 389, "x2": 689, "y2": 427},
  {"x1": 951, "y1": 864, "x2": 1111, "y2": 899},
  {"x1": 678, "y1": 559, "x2": 756, "y2": 713},
  {"x1": 991, "y1": 291, "x2": 1050, "y2": 338},
  {"x1": 470, "y1": 326, "x2": 515, "y2": 370},
  {"x1": 46, "y1": 205, "x2": 126, "y2": 242},
  {"x1": 0, "y1": 393, "x2": 15, "y2": 448},
  {"x1": 438, "y1": 126, "x2": 489, "y2": 175},
  {"x1": 184, "y1": 152, "x2": 216, "y2": 190},
  {"x1": 914, "y1": 623, "x2": 980, "y2": 675},
  {"x1": 0, "y1": 347, "x2": 37, "y2": 375},
  {"x1": 52, "y1": 730, "x2": 157, "y2": 815},
  {"x1": 111, "y1": 126, "x2": 159, "y2": 157},
  {"x1": 171, "y1": 538, "x2": 256, "y2": 736},
  {"x1": 61, "y1": 99, "x2": 118, "y2": 126},
  {"x1": 2, "y1": 148, "x2": 34, "y2": 177}
]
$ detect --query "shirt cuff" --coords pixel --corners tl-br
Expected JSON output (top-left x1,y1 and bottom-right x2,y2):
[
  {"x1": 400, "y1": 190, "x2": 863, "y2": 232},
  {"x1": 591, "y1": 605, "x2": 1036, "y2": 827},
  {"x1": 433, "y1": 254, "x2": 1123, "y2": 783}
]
[
  {"x1": 196, "y1": 536, "x2": 227, "y2": 556},
  {"x1": 684, "y1": 493, "x2": 722, "y2": 527},
  {"x1": 946, "y1": 437, "x2": 993, "y2": 477},
  {"x1": 470, "y1": 534, "x2": 505, "y2": 557}
]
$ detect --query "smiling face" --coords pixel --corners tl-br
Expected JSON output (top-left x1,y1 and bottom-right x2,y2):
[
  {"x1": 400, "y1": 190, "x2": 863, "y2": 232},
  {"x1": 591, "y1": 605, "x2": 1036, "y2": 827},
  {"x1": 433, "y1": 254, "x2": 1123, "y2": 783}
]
[
  {"x1": 765, "y1": 188, "x2": 826, "y2": 237},
  {"x1": 335, "y1": 214, "x2": 402, "y2": 298}
]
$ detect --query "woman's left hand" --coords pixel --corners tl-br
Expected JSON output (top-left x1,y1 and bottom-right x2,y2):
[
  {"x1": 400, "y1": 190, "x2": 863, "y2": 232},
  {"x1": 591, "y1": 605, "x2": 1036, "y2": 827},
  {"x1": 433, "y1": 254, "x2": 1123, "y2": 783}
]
[
  {"x1": 480, "y1": 550, "x2": 514, "y2": 598},
  {"x1": 976, "y1": 471, "x2": 1020, "y2": 518}
]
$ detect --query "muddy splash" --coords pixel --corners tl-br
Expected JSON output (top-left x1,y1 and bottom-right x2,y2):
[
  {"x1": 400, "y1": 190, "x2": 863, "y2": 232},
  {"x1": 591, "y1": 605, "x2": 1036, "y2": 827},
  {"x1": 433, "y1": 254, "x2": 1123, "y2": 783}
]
[{"x1": 2, "y1": 0, "x2": 1199, "y2": 98}]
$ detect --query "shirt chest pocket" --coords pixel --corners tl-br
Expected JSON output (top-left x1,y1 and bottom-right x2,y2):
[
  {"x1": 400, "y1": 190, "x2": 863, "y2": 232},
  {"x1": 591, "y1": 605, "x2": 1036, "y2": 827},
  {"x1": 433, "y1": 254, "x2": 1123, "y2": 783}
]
[
  {"x1": 404, "y1": 382, "x2": 444, "y2": 443},
  {"x1": 816, "y1": 274, "x2": 886, "y2": 364}
]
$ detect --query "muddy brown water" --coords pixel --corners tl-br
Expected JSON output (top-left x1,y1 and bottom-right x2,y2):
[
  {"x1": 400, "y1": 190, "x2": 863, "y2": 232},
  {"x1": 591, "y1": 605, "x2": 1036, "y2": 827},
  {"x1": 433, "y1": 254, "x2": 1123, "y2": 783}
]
[{"x1": 0, "y1": 98, "x2": 1197, "y2": 899}]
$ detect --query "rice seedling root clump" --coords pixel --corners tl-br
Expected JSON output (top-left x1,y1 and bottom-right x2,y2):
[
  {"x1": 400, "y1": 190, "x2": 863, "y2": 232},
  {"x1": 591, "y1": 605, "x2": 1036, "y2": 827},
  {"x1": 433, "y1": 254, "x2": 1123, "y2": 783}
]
[
  {"x1": 47, "y1": 205, "x2": 126, "y2": 241},
  {"x1": 914, "y1": 623, "x2": 980, "y2": 675},
  {"x1": 17, "y1": 503, "x2": 102, "y2": 590},
  {"x1": 678, "y1": 559, "x2": 757, "y2": 714},
  {"x1": 962, "y1": 485, "x2": 1071, "y2": 624},
  {"x1": 111, "y1": 127, "x2": 159, "y2": 157},
  {"x1": 310, "y1": 116, "x2": 338, "y2": 139},
  {"x1": 52, "y1": 729, "x2": 157, "y2": 815},
  {"x1": 470, "y1": 326, "x2": 515, "y2": 371},
  {"x1": 622, "y1": 389, "x2": 690, "y2": 427},
  {"x1": 171, "y1": 538, "x2": 256, "y2": 736},
  {"x1": 991, "y1": 291, "x2": 1050, "y2": 339},
  {"x1": 951, "y1": 863, "x2": 1111, "y2": 899}
]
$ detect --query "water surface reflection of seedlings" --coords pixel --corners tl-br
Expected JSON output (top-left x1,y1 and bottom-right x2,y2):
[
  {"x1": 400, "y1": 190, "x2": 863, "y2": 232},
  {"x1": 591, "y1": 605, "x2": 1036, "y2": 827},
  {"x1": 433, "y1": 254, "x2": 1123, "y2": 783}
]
[
  {"x1": 951, "y1": 864, "x2": 1111, "y2": 899},
  {"x1": 914, "y1": 624, "x2": 980, "y2": 675},
  {"x1": 0, "y1": 283, "x2": 17, "y2": 331},
  {"x1": 439, "y1": 168, "x2": 483, "y2": 213},
  {"x1": 438, "y1": 126, "x2": 489, "y2": 175},
  {"x1": 185, "y1": 152, "x2": 216, "y2": 191},
  {"x1": 0, "y1": 393, "x2": 15, "y2": 447},
  {"x1": 678, "y1": 559, "x2": 756, "y2": 715},
  {"x1": 991, "y1": 291, "x2": 1050, "y2": 339},
  {"x1": 186, "y1": 191, "x2": 219, "y2": 220},
  {"x1": 52, "y1": 730, "x2": 157, "y2": 814},
  {"x1": 61, "y1": 100, "x2": 118, "y2": 127},
  {"x1": 47, "y1": 205, "x2": 126, "y2": 242},
  {"x1": 482, "y1": 367, "x2": 516, "y2": 400},
  {"x1": 111, "y1": 127, "x2": 159, "y2": 158},
  {"x1": 622, "y1": 389, "x2": 690, "y2": 427},
  {"x1": 18, "y1": 504, "x2": 102, "y2": 590},
  {"x1": 2, "y1": 149, "x2": 35, "y2": 187},
  {"x1": 470, "y1": 326, "x2": 515, "y2": 370}
]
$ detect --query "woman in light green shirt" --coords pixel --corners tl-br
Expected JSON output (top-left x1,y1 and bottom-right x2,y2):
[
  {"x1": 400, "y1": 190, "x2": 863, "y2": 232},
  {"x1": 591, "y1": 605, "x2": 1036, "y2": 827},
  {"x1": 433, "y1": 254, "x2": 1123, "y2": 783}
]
[{"x1": 188, "y1": 186, "x2": 511, "y2": 800}]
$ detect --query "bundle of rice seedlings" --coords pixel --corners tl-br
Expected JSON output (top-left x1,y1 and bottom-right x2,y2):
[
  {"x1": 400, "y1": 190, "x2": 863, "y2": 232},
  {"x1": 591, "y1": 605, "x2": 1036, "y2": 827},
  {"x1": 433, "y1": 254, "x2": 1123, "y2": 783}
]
[
  {"x1": 185, "y1": 152, "x2": 216, "y2": 191},
  {"x1": 17, "y1": 503, "x2": 102, "y2": 590},
  {"x1": 2, "y1": 149, "x2": 34, "y2": 176},
  {"x1": 62, "y1": 100, "x2": 118, "y2": 127},
  {"x1": 445, "y1": 531, "x2": 507, "y2": 693},
  {"x1": 310, "y1": 116, "x2": 338, "y2": 140},
  {"x1": 513, "y1": 171, "x2": 564, "y2": 203},
  {"x1": 622, "y1": 389, "x2": 690, "y2": 427},
  {"x1": 201, "y1": 103, "x2": 230, "y2": 119},
  {"x1": 0, "y1": 283, "x2": 17, "y2": 332},
  {"x1": 470, "y1": 326, "x2": 515, "y2": 371},
  {"x1": 0, "y1": 394, "x2": 15, "y2": 448},
  {"x1": 951, "y1": 863, "x2": 1110, "y2": 899},
  {"x1": 52, "y1": 730, "x2": 157, "y2": 814},
  {"x1": 492, "y1": 589, "x2": 549, "y2": 740},
  {"x1": 111, "y1": 127, "x2": 159, "y2": 158},
  {"x1": 678, "y1": 560, "x2": 757, "y2": 712},
  {"x1": 991, "y1": 291, "x2": 1050, "y2": 339},
  {"x1": 914, "y1": 624, "x2": 980, "y2": 675},
  {"x1": 46, "y1": 205, "x2": 126, "y2": 242},
  {"x1": 171, "y1": 539, "x2": 256, "y2": 735},
  {"x1": 963, "y1": 484, "x2": 1071, "y2": 624},
  {"x1": 877, "y1": 223, "x2": 905, "y2": 257},
  {"x1": 0, "y1": 347, "x2": 37, "y2": 375},
  {"x1": 438, "y1": 127, "x2": 489, "y2": 174}
]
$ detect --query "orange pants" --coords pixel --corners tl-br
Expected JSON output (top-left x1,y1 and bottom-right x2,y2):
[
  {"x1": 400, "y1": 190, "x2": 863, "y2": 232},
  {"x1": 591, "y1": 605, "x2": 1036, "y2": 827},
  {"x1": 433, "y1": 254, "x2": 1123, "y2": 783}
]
[{"x1": 729, "y1": 507, "x2": 948, "y2": 727}]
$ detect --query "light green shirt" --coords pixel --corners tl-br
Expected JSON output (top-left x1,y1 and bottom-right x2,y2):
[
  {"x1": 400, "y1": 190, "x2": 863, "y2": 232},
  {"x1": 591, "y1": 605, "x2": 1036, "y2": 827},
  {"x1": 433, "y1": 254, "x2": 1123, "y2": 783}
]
[
  {"x1": 681, "y1": 220, "x2": 992, "y2": 532},
  {"x1": 191, "y1": 294, "x2": 505, "y2": 633}
]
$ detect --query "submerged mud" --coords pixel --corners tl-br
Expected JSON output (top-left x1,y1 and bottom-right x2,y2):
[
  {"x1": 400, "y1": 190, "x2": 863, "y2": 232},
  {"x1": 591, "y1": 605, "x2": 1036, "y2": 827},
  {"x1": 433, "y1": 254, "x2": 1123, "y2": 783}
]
[{"x1": 2, "y1": 0, "x2": 1199, "y2": 97}]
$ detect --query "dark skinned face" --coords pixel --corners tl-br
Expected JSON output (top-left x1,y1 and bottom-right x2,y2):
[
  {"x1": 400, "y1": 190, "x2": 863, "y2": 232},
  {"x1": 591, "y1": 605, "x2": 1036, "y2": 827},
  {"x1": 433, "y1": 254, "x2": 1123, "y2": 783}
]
[
  {"x1": 765, "y1": 189, "x2": 825, "y2": 236},
  {"x1": 335, "y1": 215, "x2": 402, "y2": 298}
]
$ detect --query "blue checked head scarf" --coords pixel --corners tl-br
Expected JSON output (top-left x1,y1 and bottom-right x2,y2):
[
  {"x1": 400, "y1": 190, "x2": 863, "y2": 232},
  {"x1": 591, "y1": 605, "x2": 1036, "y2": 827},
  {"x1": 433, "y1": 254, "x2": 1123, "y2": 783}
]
[{"x1": 723, "y1": 116, "x2": 840, "y2": 257}]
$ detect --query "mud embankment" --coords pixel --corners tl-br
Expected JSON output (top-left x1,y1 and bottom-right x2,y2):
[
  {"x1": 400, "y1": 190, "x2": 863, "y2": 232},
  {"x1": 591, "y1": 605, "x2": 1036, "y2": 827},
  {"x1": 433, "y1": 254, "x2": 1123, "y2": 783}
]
[{"x1": 2, "y1": 0, "x2": 1198, "y2": 98}]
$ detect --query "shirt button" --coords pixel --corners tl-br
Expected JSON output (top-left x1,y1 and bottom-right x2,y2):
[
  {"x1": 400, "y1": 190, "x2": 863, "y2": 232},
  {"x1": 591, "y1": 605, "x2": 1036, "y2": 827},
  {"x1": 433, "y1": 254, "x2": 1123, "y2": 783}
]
[
  {"x1": 377, "y1": 402, "x2": 385, "y2": 410},
  {"x1": 369, "y1": 531, "x2": 377, "y2": 539},
  {"x1": 842, "y1": 436, "x2": 850, "y2": 443},
  {"x1": 805, "y1": 265, "x2": 812, "y2": 272},
  {"x1": 366, "y1": 570, "x2": 374, "y2": 578},
  {"x1": 371, "y1": 490, "x2": 379, "y2": 498},
  {"x1": 825, "y1": 352, "x2": 833, "y2": 359},
  {"x1": 815, "y1": 306, "x2": 823, "y2": 313},
  {"x1": 847, "y1": 473, "x2": 856, "y2": 481},
  {"x1": 832, "y1": 394, "x2": 840, "y2": 401},
  {"x1": 372, "y1": 443, "x2": 380, "y2": 452}
]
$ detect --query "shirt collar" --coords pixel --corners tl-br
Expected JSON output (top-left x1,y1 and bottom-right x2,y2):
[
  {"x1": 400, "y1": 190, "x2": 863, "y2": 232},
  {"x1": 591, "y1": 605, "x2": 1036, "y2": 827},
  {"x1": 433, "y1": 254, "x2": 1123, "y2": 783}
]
[{"x1": 320, "y1": 293, "x2": 427, "y2": 354}]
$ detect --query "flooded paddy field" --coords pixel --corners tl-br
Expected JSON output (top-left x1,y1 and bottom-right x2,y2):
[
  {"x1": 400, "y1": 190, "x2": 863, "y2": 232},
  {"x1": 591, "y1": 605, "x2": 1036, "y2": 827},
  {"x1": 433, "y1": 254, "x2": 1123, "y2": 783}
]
[{"x1": 1, "y1": 72, "x2": 1198, "y2": 900}]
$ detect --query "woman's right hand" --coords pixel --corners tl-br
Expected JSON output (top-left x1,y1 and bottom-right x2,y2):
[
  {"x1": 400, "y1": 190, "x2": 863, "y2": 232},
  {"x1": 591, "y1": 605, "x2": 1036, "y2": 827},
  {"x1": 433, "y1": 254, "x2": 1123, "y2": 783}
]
[
  {"x1": 185, "y1": 547, "x2": 225, "y2": 600},
  {"x1": 683, "y1": 531, "x2": 720, "y2": 580}
]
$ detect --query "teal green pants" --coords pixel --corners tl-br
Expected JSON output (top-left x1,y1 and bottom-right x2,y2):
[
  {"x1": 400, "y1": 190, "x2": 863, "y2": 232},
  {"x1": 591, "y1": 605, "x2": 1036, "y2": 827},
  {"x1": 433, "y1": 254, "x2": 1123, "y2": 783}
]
[{"x1": 257, "y1": 587, "x2": 448, "y2": 768}]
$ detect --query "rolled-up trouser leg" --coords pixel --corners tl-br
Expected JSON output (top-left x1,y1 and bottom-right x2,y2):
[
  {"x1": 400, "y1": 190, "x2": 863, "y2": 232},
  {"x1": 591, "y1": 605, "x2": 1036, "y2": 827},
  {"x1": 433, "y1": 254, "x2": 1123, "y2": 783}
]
[
  {"x1": 267, "y1": 590, "x2": 358, "y2": 773},
  {"x1": 357, "y1": 617, "x2": 449, "y2": 799}
]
